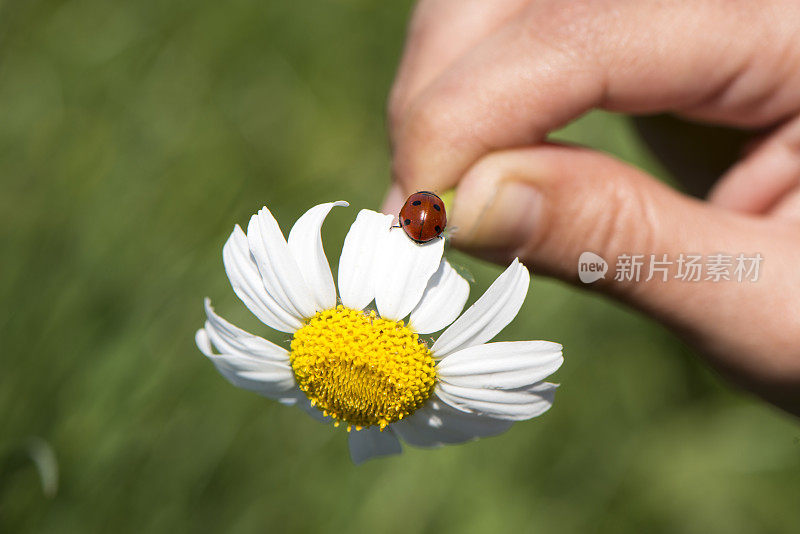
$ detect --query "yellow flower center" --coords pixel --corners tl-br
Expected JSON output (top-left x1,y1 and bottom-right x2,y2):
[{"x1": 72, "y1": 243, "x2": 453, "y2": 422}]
[{"x1": 289, "y1": 305, "x2": 436, "y2": 431}]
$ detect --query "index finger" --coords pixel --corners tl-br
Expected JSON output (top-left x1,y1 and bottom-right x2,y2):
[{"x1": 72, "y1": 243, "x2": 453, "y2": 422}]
[
  {"x1": 389, "y1": 0, "x2": 528, "y2": 128},
  {"x1": 390, "y1": 0, "x2": 800, "y2": 195}
]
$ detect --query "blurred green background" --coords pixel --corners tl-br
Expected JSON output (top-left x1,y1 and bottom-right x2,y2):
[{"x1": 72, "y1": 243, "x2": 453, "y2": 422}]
[{"x1": 1, "y1": 0, "x2": 798, "y2": 532}]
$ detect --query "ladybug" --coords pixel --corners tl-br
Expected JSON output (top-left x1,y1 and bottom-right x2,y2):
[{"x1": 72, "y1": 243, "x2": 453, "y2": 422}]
[{"x1": 399, "y1": 191, "x2": 447, "y2": 243}]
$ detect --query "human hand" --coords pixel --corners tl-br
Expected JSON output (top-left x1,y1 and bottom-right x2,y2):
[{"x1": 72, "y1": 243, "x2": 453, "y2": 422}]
[{"x1": 384, "y1": 0, "x2": 800, "y2": 414}]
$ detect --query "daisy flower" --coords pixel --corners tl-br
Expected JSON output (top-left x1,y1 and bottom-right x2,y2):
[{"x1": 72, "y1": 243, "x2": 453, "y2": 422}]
[{"x1": 196, "y1": 201, "x2": 563, "y2": 464}]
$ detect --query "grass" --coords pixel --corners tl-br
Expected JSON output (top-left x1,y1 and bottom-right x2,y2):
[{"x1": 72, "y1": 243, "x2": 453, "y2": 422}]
[{"x1": 1, "y1": 0, "x2": 798, "y2": 532}]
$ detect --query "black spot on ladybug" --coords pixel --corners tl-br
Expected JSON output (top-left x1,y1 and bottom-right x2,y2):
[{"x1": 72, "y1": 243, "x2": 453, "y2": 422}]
[
  {"x1": 435, "y1": 225, "x2": 441, "y2": 232},
  {"x1": 412, "y1": 200, "x2": 422, "y2": 206},
  {"x1": 404, "y1": 219, "x2": 411, "y2": 225},
  {"x1": 433, "y1": 203, "x2": 441, "y2": 211}
]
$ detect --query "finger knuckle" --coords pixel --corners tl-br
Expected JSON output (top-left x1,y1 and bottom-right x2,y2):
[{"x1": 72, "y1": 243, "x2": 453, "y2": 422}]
[
  {"x1": 522, "y1": 0, "x2": 610, "y2": 61},
  {"x1": 400, "y1": 91, "x2": 458, "y2": 150},
  {"x1": 586, "y1": 174, "x2": 659, "y2": 260}
]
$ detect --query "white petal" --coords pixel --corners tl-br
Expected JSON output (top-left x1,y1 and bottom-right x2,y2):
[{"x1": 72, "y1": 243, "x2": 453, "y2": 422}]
[
  {"x1": 196, "y1": 305, "x2": 298, "y2": 400},
  {"x1": 337, "y1": 209, "x2": 394, "y2": 310},
  {"x1": 435, "y1": 381, "x2": 558, "y2": 421},
  {"x1": 392, "y1": 397, "x2": 512, "y2": 448},
  {"x1": 288, "y1": 201, "x2": 348, "y2": 311},
  {"x1": 347, "y1": 428, "x2": 402, "y2": 465},
  {"x1": 223, "y1": 226, "x2": 302, "y2": 333},
  {"x1": 432, "y1": 258, "x2": 529, "y2": 357},
  {"x1": 374, "y1": 227, "x2": 444, "y2": 321},
  {"x1": 275, "y1": 389, "x2": 330, "y2": 423},
  {"x1": 437, "y1": 341, "x2": 563, "y2": 389},
  {"x1": 298, "y1": 402, "x2": 329, "y2": 423},
  {"x1": 247, "y1": 206, "x2": 318, "y2": 319},
  {"x1": 409, "y1": 259, "x2": 469, "y2": 334},
  {"x1": 203, "y1": 298, "x2": 290, "y2": 363}
]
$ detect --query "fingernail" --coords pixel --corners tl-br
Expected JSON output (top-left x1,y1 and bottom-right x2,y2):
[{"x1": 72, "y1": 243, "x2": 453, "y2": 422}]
[{"x1": 452, "y1": 180, "x2": 544, "y2": 253}]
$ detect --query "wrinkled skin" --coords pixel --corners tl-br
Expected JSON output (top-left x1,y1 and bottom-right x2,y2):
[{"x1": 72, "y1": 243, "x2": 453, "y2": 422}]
[{"x1": 385, "y1": 0, "x2": 800, "y2": 415}]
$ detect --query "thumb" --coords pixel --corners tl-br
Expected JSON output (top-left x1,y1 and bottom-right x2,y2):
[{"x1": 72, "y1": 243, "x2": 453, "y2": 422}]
[
  {"x1": 445, "y1": 145, "x2": 800, "y2": 412},
  {"x1": 449, "y1": 145, "x2": 789, "y2": 340}
]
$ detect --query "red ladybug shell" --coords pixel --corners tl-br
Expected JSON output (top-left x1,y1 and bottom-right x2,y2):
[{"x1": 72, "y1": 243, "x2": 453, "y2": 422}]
[{"x1": 399, "y1": 191, "x2": 447, "y2": 243}]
